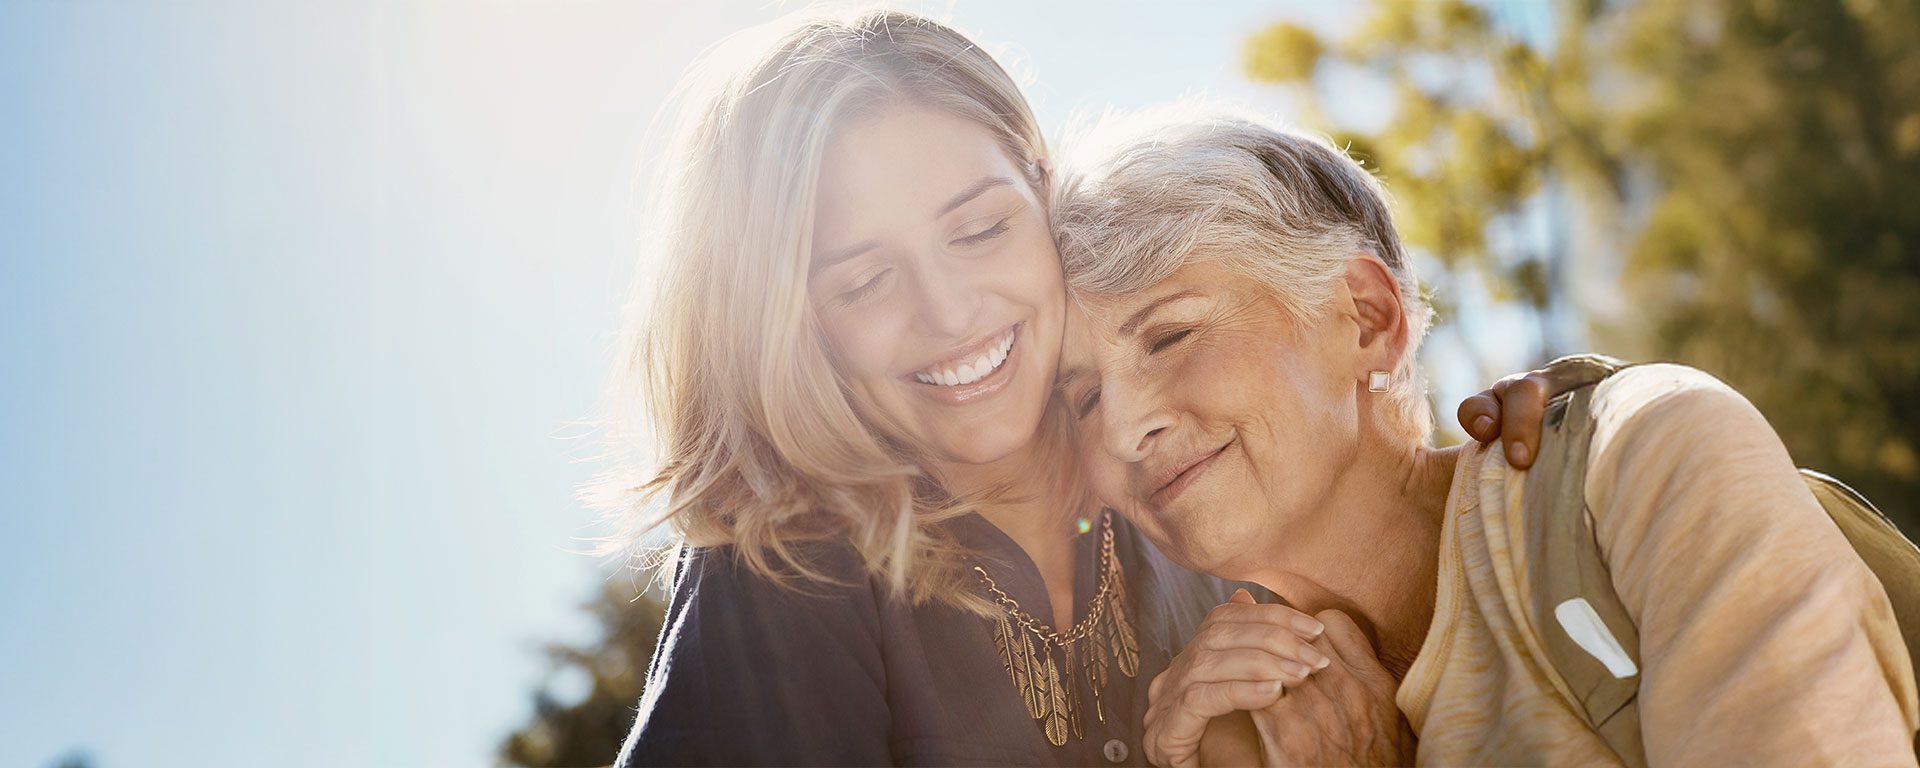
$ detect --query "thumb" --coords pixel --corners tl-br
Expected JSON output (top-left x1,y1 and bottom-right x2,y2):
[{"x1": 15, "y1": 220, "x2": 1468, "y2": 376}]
[{"x1": 1229, "y1": 587, "x2": 1257, "y2": 605}]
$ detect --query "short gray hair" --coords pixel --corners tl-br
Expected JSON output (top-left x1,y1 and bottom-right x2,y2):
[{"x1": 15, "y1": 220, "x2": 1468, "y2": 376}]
[{"x1": 1052, "y1": 104, "x2": 1435, "y2": 442}]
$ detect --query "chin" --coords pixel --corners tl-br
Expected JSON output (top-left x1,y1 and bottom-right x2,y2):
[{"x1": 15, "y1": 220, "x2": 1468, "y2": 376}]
[
  {"x1": 1145, "y1": 537, "x2": 1232, "y2": 580},
  {"x1": 1156, "y1": 513, "x2": 1262, "y2": 580},
  {"x1": 936, "y1": 418, "x2": 1042, "y2": 464}
]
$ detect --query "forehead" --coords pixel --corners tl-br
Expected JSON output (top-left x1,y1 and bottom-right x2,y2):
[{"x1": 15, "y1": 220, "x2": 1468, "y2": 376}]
[
  {"x1": 1073, "y1": 262, "x2": 1251, "y2": 332},
  {"x1": 814, "y1": 106, "x2": 1021, "y2": 218}
]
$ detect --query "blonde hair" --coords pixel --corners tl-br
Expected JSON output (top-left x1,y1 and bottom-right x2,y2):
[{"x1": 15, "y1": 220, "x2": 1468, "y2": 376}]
[
  {"x1": 1053, "y1": 103, "x2": 1436, "y2": 443},
  {"x1": 595, "y1": 10, "x2": 1050, "y2": 608}
]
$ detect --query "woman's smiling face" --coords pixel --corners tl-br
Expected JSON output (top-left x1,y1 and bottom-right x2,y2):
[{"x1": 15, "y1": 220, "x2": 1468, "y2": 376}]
[
  {"x1": 1059, "y1": 261, "x2": 1363, "y2": 579},
  {"x1": 808, "y1": 105, "x2": 1066, "y2": 464}
]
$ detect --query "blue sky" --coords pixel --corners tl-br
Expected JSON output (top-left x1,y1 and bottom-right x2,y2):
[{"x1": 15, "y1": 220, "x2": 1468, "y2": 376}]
[{"x1": 0, "y1": 2, "x2": 1546, "y2": 766}]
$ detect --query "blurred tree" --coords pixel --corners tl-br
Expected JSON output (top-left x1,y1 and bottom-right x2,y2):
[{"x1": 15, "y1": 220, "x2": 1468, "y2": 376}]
[
  {"x1": 1245, "y1": 0, "x2": 1920, "y2": 526},
  {"x1": 46, "y1": 750, "x2": 94, "y2": 768},
  {"x1": 498, "y1": 580, "x2": 665, "y2": 768}
]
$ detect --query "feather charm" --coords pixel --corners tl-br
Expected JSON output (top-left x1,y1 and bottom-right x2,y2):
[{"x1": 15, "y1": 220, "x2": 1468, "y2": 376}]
[
  {"x1": 1043, "y1": 652, "x2": 1069, "y2": 746},
  {"x1": 1021, "y1": 629, "x2": 1048, "y2": 718}
]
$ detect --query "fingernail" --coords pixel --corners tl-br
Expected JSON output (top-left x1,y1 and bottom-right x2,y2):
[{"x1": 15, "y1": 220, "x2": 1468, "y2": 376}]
[
  {"x1": 1509, "y1": 443, "x2": 1530, "y2": 466},
  {"x1": 1284, "y1": 661, "x2": 1312, "y2": 678},
  {"x1": 1303, "y1": 648, "x2": 1332, "y2": 669},
  {"x1": 1263, "y1": 680, "x2": 1286, "y2": 693},
  {"x1": 1293, "y1": 615, "x2": 1325, "y2": 637},
  {"x1": 1313, "y1": 653, "x2": 1331, "y2": 670},
  {"x1": 1472, "y1": 415, "x2": 1493, "y2": 436}
]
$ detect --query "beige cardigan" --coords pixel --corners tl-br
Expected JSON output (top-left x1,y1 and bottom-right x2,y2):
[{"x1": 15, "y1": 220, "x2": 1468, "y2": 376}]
[{"x1": 1399, "y1": 364, "x2": 1918, "y2": 766}]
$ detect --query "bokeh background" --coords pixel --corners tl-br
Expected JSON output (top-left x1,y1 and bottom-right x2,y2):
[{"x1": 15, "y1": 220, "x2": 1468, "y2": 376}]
[{"x1": 2, "y1": 1, "x2": 1914, "y2": 766}]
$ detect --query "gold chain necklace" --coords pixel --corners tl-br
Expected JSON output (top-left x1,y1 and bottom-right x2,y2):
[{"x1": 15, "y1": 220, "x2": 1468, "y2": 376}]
[{"x1": 974, "y1": 511, "x2": 1141, "y2": 747}]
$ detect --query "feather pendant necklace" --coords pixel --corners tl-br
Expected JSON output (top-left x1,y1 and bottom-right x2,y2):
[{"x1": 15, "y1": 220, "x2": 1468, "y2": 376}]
[{"x1": 977, "y1": 511, "x2": 1140, "y2": 747}]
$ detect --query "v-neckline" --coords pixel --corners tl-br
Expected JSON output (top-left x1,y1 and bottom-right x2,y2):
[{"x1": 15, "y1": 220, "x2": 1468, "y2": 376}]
[{"x1": 947, "y1": 511, "x2": 1103, "y2": 632}]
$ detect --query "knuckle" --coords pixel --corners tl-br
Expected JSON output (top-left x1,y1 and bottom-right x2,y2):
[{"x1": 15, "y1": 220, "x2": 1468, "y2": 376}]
[{"x1": 1213, "y1": 623, "x2": 1246, "y2": 645}]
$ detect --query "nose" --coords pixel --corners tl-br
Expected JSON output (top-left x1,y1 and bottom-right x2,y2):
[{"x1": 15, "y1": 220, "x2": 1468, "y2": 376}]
[
  {"x1": 905, "y1": 254, "x2": 983, "y2": 338},
  {"x1": 1101, "y1": 375, "x2": 1175, "y2": 463}
]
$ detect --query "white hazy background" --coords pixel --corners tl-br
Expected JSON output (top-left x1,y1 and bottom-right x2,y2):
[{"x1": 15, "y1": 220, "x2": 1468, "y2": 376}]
[{"x1": 0, "y1": 1, "x2": 1543, "y2": 766}]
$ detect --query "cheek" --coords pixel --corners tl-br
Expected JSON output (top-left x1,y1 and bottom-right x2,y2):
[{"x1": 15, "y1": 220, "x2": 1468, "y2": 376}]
[
  {"x1": 996, "y1": 231, "x2": 1065, "y2": 306},
  {"x1": 1237, "y1": 343, "x2": 1358, "y2": 511},
  {"x1": 1188, "y1": 337, "x2": 1341, "y2": 482},
  {"x1": 819, "y1": 307, "x2": 906, "y2": 381}
]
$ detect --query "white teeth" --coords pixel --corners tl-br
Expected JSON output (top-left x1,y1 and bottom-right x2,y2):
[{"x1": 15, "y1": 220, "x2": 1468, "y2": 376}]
[{"x1": 914, "y1": 327, "x2": 1018, "y2": 388}]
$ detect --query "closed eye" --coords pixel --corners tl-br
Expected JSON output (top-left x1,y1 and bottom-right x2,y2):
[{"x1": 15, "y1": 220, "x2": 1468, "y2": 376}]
[
  {"x1": 839, "y1": 269, "x2": 890, "y2": 305},
  {"x1": 1149, "y1": 329, "x2": 1193, "y2": 354},
  {"x1": 952, "y1": 217, "x2": 1011, "y2": 247},
  {"x1": 1076, "y1": 387, "x2": 1102, "y2": 419}
]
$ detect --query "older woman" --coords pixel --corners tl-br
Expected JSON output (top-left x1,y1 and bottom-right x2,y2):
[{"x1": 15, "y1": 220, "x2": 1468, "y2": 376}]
[{"x1": 1051, "y1": 106, "x2": 1920, "y2": 766}]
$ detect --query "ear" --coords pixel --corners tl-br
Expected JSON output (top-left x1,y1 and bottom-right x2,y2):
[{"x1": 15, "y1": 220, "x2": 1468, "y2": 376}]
[{"x1": 1341, "y1": 254, "x2": 1410, "y2": 378}]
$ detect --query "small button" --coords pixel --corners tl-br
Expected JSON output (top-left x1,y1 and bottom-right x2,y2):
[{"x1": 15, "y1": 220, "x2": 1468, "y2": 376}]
[{"x1": 1103, "y1": 738, "x2": 1129, "y2": 764}]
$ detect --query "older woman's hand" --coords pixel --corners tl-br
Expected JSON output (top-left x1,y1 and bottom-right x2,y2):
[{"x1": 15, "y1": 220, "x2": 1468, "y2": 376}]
[
  {"x1": 1456, "y1": 354, "x2": 1628, "y2": 469},
  {"x1": 1241, "y1": 608, "x2": 1414, "y2": 767},
  {"x1": 1143, "y1": 589, "x2": 1333, "y2": 768}
]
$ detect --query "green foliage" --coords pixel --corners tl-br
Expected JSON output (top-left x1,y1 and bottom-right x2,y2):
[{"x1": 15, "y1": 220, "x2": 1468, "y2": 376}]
[
  {"x1": 499, "y1": 580, "x2": 666, "y2": 768},
  {"x1": 1244, "y1": 22, "x2": 1323, "y2": 82},
  {"x1": 1246, "y1": 0, "x2": 1920, "y2": 525}
]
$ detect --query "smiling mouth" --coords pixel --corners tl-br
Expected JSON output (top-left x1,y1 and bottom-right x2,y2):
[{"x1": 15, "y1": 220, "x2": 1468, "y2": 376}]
[
  {"x1": 1148, "y1": 437, "x2": 1235, "y2": 508},
  {"x1": 912, "y1": 324, "x2": 1017, "y2": 387}
]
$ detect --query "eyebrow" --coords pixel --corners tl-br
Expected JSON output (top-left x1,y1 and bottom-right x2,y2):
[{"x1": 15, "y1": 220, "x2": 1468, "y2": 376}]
[
  {"x1": 1118, "y1": 289, "x2": 1204, "y2": 336},
  {"x1": 810, "y1": 240, "x2": 878, "y2": 277},
  {"x1": 938, "y1": 176, "x2": 1015, "y2": 217}
]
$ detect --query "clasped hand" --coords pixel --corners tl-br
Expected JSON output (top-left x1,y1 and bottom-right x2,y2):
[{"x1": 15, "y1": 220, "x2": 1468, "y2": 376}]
[{"x1": 1143, "y1": 589, "x2": 1414, "y2": 767}]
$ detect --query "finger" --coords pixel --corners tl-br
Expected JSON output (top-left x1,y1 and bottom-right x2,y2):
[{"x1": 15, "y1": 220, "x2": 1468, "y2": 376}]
[
  {"x1": 1149, "y1": 650, "x2": 1313, "y2": 731},
  {"x1": 1201, "y1": 601, "x2": 1326, "y2": 638},
  {"x1": 1147, "y1": 651, "x2": 1314, "y2": 754},
  {"x1": 1540, "y1": 353, "x2": 1622, "y2": 393},
  {"x1": 1498, "y1": 373, "x2": 1549, "y2": 469},
  {"x1": 1150, "y1": 680, "x2": 1286, "y2": 768},
  {"x1": 1178, "y1": 646, "x2": 1322, "y2": 687},
  {"x1": 1190, "y1": 623, "x2": 1334, "y2": 670},
  {"x1": 1490, "y1": 371, "x2": 1522, "y2": 398},
  {"x1": 1456, "y1": 392, "x2": 1502, "y2": 442},
  {"x1": 1463, "y1": 370, "x2": 1528, "y2": 442}
]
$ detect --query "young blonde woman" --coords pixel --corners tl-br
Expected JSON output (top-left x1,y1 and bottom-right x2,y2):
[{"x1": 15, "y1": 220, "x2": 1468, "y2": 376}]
[{"x1": 605, "y1": 10, "x2": 1566, "y2": 766}]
